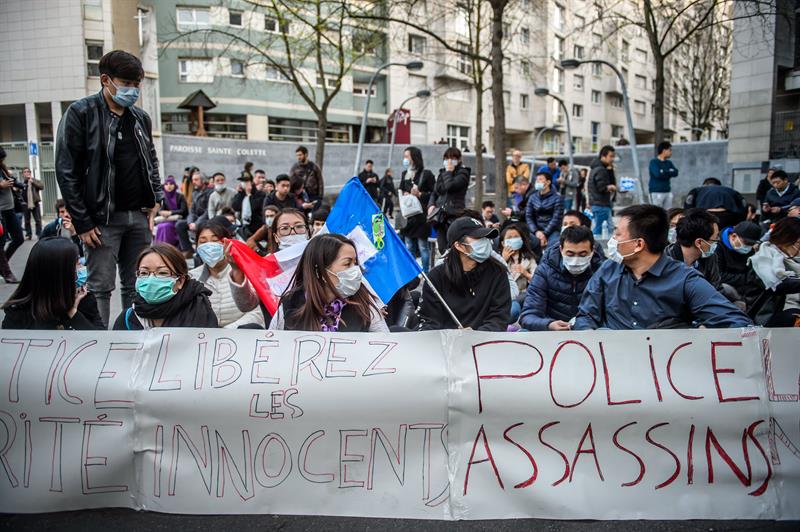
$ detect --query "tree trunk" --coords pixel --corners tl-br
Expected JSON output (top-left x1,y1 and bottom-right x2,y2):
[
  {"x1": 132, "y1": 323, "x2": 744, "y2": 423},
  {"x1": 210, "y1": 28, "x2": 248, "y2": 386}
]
[
  {"x1": 315, "y1": 115, "x2": 327, "y2": 172},
  {"x1": 653, "y1": 52, "x2": 666, "y2": 146},
  {"x1": 473, "y1": 81, "x2": 484, "y2": 207},
  {"x1": 490, "y1": 0, "x2": 508, "y2": 209}
]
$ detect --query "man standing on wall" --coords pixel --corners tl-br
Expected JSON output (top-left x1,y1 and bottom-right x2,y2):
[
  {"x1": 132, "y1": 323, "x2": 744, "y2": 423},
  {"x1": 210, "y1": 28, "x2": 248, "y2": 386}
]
[{"x1": 56, "y1": 50, "x2": 162, "y2": 327}]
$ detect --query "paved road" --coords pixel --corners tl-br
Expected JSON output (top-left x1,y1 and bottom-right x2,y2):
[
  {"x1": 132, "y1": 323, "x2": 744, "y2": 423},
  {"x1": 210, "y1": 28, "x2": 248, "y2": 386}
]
[{"x1": 0, "y1": 511, "x2": 796, "y2": 532}]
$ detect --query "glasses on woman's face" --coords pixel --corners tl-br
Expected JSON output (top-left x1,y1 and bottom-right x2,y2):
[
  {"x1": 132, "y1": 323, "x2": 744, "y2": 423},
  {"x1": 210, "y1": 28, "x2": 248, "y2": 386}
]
[
  {"x1": 276, "y1": 223, "x2": 307, "y2": 237},
  {"x1": 136, "y1": 268, "x2": 175, "y2": 279}
]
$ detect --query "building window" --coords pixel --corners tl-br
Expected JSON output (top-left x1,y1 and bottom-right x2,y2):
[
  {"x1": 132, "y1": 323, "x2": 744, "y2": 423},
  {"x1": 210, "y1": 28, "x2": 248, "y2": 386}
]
[
  {"x1": 610, "y1": 95, "x2": 623, "y2": 108},
  {"x1": 353, "y1": 33, "x2": 379, "y2": 56},
  {"x1": 84, "y1": 0, "x2": 102, "y2": 21},
  {"x1": 316, "y1": 76, "x2": 338, "y2": 89},
  {"x1": 503, "y1": 91, "x2": 511, "y2": 109},
  {"x1": 178, "y1": 58, "x2": 214, "y2": 83},
  {"x1": 592, "y1": 33, "x2": 602, "y2": 50},
  {"x1": 635, "y1": 74, "x2": 647, "y2": 90},
  {"x1": 573, "y1": 45, "x2": 584, "y2": 59},
  {"x1": 162, "y1": 112, "x2": 247, "y2": 139},
  {"x1": 552, "y1": 67, "x2": 563, "y2": 93},
  {"x1": 572, "y1": 104, "x2": 583, "y2": 118},
  {"x1": 352, "y1": 82, "x2": 376, "y2": 97},
  {"x1": 573, "y1": 74, "x2": 584, "y2": 91},
  {"x1": 521, "y1": 60, "x2": 531, "y2": 77},
  {"x1": 522, "y1": 0, "x2": 531, "y2": 9},
  {"x1": 229, "y1": 9, "x2": 242, "y2": 27},
  {"x1": 269, "y1": 118, "x2": 350, "y2": 143},
  {"x1": 611, "y1": 125, "x2": 625, "y2": 138},
  {"x1": 591, "y1": 121, "x2": 600, "y2": 151},
  {"x1": 591, "y1": 90, "x2": 601, "y2": 104},
  {"x1": 621, "y1": 39, "x2": 630, "y2": 62},
  {"x1": 554, "y1": 4, "x2": 565, "y2": 30},
  {"x1": 521, "y1": 93, "x2": 529, "y2": 110},
  {"x1": 408, "y1": 34, "x2": 426, "y2": 55},
  {"x1": 553, "y1": 100, "x2": 563, "y2": 124},
  {"x1": 176, "y1": 7, "x2": 210, "y2": 31},
  {"x1": 636, "y1": 48, "x2": 648, "y2": 62},
  {"x1": 230, "y1": 60, "x2": 245, "y2": 77},
  {"x1": 265, "y1": 15, "x2": 289, "y2": 34},
  {"x1": 457, "y1": 42, "x2": 472, "y2": 75},
  {"x1": 574, "y1": 15, "x2": 585, "y2": 28},
  {"x1": 554, "y1": 36, "x2": 564, "y2": 60},
  {"x1": 521, "y1": 28, "x2": 530, "y2": 46},
  {"x1": 447, "y1": 124, "x2": 470, "y2": 150},
  {"x1": 634, "y1": 100, "x2": 646, "y2": 115},
  {"x1": 86, "y1": 41, "x2": 103, "y2": 77},
  {"x1": 265, "y1": 66, "x2": 288, "y2": 82},
  {"x1": 591, "y1": 62, "x2": 602, "y2": 77}
]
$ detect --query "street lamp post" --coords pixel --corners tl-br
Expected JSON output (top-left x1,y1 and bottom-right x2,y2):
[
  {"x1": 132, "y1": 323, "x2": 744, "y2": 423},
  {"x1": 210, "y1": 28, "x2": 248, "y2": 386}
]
[
  {"x1": 533, "y1": 87, "x2": 574, "y2": 173},
  {"x1": 386, "y1": 89, "x2": 432, "y2": 168},
  {"x1": 353, "y1": 60, "x2": 424, "y2": 177},
  {"x1": 561, "y1": 58, "x2": 648, "y2": 203}
]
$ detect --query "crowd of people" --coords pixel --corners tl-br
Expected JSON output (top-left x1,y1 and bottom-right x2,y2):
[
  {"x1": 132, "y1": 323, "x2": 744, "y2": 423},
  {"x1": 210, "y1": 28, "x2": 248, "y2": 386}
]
[{"x1": 2, "y1": 50, "x2": 800, "y2": 333}]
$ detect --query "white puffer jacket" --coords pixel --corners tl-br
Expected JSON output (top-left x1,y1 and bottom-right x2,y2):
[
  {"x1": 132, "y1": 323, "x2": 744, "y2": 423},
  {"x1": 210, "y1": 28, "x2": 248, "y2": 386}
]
[{"x1": 189, "y1": 263, "x2": 265, "y2": 328}]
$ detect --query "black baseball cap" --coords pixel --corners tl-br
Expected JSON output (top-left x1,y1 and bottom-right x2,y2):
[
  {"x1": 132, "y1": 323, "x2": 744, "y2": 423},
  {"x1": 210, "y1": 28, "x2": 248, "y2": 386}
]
[
  {"x1": 447, "y1": 217, "x2": 499, "y2": 246},
  {"x1": 731, "y1": 221, "x2": 763, "y2": 245}
]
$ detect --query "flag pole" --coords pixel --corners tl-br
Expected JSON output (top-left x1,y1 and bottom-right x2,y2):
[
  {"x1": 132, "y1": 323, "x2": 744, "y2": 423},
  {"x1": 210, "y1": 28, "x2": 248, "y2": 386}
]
[{"x1": 419, "y1": 272, "x2": 465, "y2": 329}]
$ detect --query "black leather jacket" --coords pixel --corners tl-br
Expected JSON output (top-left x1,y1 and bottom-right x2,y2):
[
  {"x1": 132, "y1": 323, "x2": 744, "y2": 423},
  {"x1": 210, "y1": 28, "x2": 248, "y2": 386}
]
[{"x1": 55, "y1": 90, "x2": 162, "y2": 234}]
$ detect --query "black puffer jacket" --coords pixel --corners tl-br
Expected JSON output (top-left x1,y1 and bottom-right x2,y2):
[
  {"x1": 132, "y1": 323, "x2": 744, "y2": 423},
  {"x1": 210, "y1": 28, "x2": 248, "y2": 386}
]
[
  {"x1": 429, "y1": 165, "x2": 470, "y2": 216},
  {"x1": 56, "y1": 91, "x2": 162, "y2": 234},
  {"x1": 587, "y1": 158, "x2": 616, "y2": 207}
]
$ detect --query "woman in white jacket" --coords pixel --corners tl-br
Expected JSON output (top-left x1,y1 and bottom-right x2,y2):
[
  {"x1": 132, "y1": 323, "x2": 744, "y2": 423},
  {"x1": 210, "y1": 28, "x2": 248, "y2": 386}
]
[{"x1": 189, "y1": 216, "x2": 265, "y2": 328}]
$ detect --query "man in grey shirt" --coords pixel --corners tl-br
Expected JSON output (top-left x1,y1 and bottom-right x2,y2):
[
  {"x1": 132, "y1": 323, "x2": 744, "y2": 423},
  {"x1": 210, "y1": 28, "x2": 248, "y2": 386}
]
[{"x1": 207, "y1": 172, "x2": 236, "y2": 218}]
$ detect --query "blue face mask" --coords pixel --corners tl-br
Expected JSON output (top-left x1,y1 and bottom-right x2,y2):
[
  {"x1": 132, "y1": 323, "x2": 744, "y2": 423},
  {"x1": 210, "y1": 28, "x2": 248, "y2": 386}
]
[
  {"x1": 135, "y1": 276, "x2": 178, "y2": 305},
  {"x1": 466, "y1": 238, "x2": 493, "y2": 263},
  {"x1": 504, "y1": 237, "x2": 523, "y2": 251},
  {"x1": 402, "y1": 158, "x2": 410, "y2": 169},
  {"x1": 76, "y1": 266, "x2": 88, "y2": 288},
  {"x1": 534, "y1": 182, "x2": 545, "y2": 191},
  {"x1": 196, "y1": 242, "x2": 225, "y2": 267},
  {"x1": 109, "y1": 79, "x2": 140, "y2": 108}
]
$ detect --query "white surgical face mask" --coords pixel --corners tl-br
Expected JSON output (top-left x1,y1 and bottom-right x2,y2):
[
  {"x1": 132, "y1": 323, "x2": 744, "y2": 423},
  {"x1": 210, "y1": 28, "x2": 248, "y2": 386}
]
[
  {"x1": 278, "y1": 233, "x2": 308, "y2": 250},
  {"x1": 699, "y1": 239, "x2": 717, "y2": 259},
  {"x1": 214, "y1": 184, "x2": 226, "y2": 193},
  {"x1": 668, "y1": 227, "x2": 677, "y2": 244},
  {"x1": 504, "y1": 237, "x2": 523, "y2": 251},
  {"x1": 562, "y1": 254, "x2": 592, "y2": 274},
  {"x1": 466, "y1": 238, "x2": 493, "y2": 263},
  {"x1": 328, "y1": 265, "x2": 363, "y2": 298},
  {"x1": 732, "y1": 235, "x2": 752, "y2": 255},
  {"x1": 607, "y1": 237, "x2": 638, "y2": 264},
  {"x1": 264, "y1": 216, "x2": 275, "y2": 227}
]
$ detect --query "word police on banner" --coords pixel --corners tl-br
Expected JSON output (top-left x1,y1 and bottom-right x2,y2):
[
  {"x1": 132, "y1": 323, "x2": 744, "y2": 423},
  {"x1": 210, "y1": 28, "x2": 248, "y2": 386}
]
[{"x1": 0, "y1": 329, "x2": 798, "y2": 519}]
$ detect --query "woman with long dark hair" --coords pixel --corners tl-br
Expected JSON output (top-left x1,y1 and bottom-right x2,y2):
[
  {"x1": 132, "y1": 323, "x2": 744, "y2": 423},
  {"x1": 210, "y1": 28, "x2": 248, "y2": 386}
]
[
  {"x1": 112, "y1": 243, "x2": 218, "y2": 330},
  {"x1": 498, "y1": 223, "x2": 537, "y2": 323},
  {"x1": 429, "y1": 146, "x2": 470, "y2": 254},
  {"x1": 417, "y1": 217, "x2": 511, "y2": 330},
  {"x1": 154, "y1": 176, "x2": 188, "y2": 246},
  {"x1": 269, "y1": 233, "x2": 388, "y2": 332},
  {"x1": 398, "y1": 146, "x2": 436, "y2": 273},
  {"x1": 2, "y1": 237, "x2": 103, "y2": 329},
  {"x1": 266, "y1": 207, "x2": 311, "y2": 254}
]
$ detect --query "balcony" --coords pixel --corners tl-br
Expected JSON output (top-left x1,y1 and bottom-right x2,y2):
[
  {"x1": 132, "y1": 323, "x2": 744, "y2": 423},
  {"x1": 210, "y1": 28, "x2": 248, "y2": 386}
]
[{"x1": 603, "y1": 74, "x2": 623, "y2": 95}]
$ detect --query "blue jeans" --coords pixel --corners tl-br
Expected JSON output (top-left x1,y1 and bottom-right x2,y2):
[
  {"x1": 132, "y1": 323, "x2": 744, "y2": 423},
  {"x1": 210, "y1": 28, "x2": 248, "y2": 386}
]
[
  {"x1": 510, "y1": 300, "x2": 521, "y2": 324},
  {"x1": 591, "y1": 206, "x2": 613, "y2": 237},
  {"x1": 405, "y1": 236, "x2": 430, "y2": 274},
  {"x1": 563, "y1": 198, "x2": 574, "y2": 212}
]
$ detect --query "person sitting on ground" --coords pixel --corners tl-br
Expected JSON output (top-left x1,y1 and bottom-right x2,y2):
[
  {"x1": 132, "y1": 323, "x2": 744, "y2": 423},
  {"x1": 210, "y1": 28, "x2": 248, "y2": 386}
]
[
  {"x1": 667, "y1": 207, "x2": 684, "y2": 244},
  {"x1": 561, "y1": 209, "x2": 606, "y2": 259},
  {"x1": 715, "y1": 220, "x2": 764, "y2": 309},
  {"x1": 684, "y1": 177, "x2": 747, "y2": 230},
  {"x1": 520, "y1": 225, "x2": 604, "y2": 331},
  {"x1": 417, "y1": 217, "x2": 511, "y2": 331},
  {"x1": 665, "y1": 208, "x2": 722, "y2": 291},
  {"x1": 311, "y1": 207, "x2": 329, "y2": 235},
  {"x1": 232, "y1": 173, "x2": 266, "y2": 239},
  {"x1": 176, "y1": 170, "x2": 210, "y2": 259},
  {"x1": 41, "y1": 199, "x2": 83, "y2": 255},
  {"x1": 498, "y1": 223, "x2": 537, "y2": 324},
  {"x1": 245, "y1": 204, "x2": 281, "y2": 252},
  {"x1": 153, "y1": 176, "x2": 188, "y2": 247},
  {"x1": 263, "y1": 174, "x2": 297, "y2": 211},
  {"x1": 481, "y1": 200, "x2": 500, "y2": 229},
  {"x1": 267, "y1": 233, "x2": 388, "y2": 332},
  {"x1": 526, "y1": 170, "x2": 564, "y2": 250},
  {"x1": 266, "y1": 208, "x2": 310, "y2": 254},
  {"x1": 189, "y1": 217, "x2": 265, "y2": 329},
  {"x1": 747, "y1": 217, "x2": 800, "y2": 327},
  {"x1": 762, "y1": 170, "x2": 800, "y2": 223},
  {"x1": 112, "y1": 243, "x2": 218, "y2": 330},
  {"x1": 207, "y1": 172, "x2": 236, "y2": 219},
  {"x1": 574, "y1": 204, "x2": 752, "y2": 330},
  {"x1": 2, "y1": 237, "x2": 104, "y2": 330}
]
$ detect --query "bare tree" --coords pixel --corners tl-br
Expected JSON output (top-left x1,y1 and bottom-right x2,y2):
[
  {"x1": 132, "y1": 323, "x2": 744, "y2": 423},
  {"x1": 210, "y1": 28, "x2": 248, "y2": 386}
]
[
  {"x1": 162, "y1": 0, "x2": 386, "y2": 170},
  {"x1": 670, "y1": 18, "x2": 731, "y2": 140},
  {"x1": 586, "y1": 0, "x2": 776, "y2": 144}
]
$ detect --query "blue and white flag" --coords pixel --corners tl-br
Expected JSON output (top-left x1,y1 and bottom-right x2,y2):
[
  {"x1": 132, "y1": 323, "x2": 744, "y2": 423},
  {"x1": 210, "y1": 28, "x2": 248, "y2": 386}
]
[{"x1": 325, "y1": 177, "x2": 422, "y2": 303}]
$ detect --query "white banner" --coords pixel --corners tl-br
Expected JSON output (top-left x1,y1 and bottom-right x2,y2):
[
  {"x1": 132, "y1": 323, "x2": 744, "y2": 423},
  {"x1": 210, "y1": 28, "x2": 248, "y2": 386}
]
[{"x1": 0, "y1": 328, "x2": 797, "y2": 519}]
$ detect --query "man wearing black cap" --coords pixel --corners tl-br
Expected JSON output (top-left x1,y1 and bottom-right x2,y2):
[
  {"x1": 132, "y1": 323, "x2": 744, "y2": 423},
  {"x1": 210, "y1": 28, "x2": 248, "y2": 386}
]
[
  {"x1": 417, "y1": 217, "x2": 511, "y2": 331},
  {"x1": 715, "y1": 221, "x2": 764, "y2": 308}
]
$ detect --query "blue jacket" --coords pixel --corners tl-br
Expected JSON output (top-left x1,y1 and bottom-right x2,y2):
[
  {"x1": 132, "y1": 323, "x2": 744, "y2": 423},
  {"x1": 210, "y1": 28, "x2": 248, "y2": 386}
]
[
  {"x1": 648, "y1": 158, "x2": 679, "y2": 193},
  {"x1": 519, "y1": 245, "x2": 605, "y2": 330},
  {"x1": 525, "y1": 188, "x2": 563, "y2": 237},
  {"x1": 537, "y1": 164, "x2": 561, "y2": 182}
]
